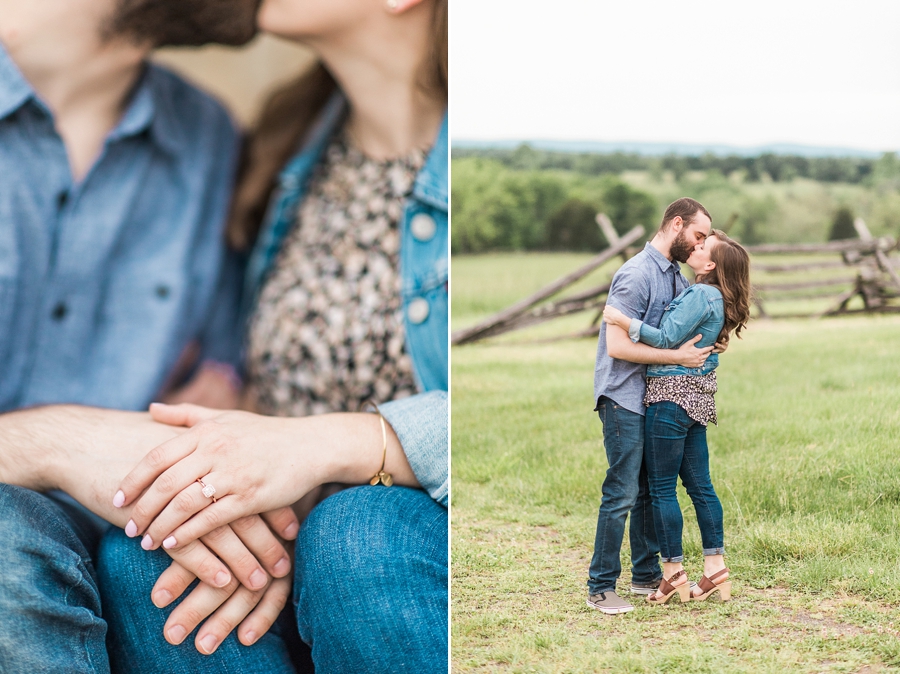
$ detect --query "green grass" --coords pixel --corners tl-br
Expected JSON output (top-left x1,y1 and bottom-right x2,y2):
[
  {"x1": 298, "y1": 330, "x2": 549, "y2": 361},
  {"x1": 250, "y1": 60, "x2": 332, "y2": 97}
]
[{"x1": 451, "y1": 254, "x2": 900, "y2": 673}]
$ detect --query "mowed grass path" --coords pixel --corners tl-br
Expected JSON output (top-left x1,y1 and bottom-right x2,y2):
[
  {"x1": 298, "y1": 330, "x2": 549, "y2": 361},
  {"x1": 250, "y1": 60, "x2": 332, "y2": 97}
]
[{"x1": 452, "y1": 255, "x2": 900, "y2": 673}]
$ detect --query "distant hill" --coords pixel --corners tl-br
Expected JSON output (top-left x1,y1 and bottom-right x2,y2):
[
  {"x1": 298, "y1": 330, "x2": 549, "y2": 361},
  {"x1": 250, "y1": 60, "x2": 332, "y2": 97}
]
[{"x1": 451, "y1": 139, "x2": 886, "y2": 158}]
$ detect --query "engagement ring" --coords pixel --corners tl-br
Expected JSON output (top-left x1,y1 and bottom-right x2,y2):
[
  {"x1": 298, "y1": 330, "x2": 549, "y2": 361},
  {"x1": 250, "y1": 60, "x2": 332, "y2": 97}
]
[{"x1": 196, "y1": 477, "x2": 217, "y2": 502}]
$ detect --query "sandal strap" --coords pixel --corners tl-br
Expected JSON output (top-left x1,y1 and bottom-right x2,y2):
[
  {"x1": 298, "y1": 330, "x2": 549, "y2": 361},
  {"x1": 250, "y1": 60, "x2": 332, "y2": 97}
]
[
  {"x1": 697, "y1": 568, "x2": 730, "y2": 593},
  {"x1": 658, "y1": 570, "x2": 686, "y2": 595}
]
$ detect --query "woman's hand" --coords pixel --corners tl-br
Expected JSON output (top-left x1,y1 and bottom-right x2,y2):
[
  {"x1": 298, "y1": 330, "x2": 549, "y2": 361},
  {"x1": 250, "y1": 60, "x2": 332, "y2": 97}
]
[
  {"x1": 603, "y1": 304, "x2": 632, "y2": 330},
  {"x1": 114, "y1": 402, "x2": 418, "y2": 551}
]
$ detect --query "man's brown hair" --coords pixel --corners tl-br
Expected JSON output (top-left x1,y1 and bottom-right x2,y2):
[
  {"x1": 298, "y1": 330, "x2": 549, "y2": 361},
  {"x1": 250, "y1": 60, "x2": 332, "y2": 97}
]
[{"x1": 658, "y1": 197, "x2": 711, "y2": 234}]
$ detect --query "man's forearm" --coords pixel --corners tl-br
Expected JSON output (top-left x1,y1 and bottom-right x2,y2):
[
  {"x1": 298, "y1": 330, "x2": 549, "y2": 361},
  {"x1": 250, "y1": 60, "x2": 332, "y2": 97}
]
[
  {"x1": 606, "y1": 326, "x2": 682, "y2": 365},
  {"x1": 0, "y1": 404, "x2": 80, "y2": 491}
]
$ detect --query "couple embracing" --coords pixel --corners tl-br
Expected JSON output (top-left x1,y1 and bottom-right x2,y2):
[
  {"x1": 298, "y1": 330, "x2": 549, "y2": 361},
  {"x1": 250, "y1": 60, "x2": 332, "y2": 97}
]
[{"x1": 587, "y1": 198, "x2": 751, "y2": 614}]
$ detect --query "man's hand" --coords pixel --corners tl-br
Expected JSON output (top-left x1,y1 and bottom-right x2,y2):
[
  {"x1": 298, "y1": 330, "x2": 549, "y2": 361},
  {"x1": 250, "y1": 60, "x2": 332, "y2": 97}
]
[
  {"x1": 673, "y1": 334, "x2": 713, "y2": 368},
  {"x1": 0, "y1": 405, "x2": 297, "y2": 651}
]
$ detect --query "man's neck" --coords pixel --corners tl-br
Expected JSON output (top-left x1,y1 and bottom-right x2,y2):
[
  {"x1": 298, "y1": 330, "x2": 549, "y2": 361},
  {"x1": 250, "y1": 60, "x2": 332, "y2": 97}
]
[
  {"x1": 308, "y1": 8, "x2": 444, "y2": 161},
  {"x1": 0, "y1": 3, "x2": 150, "y2": 180},
  {"x1": 649, "y1": 233, "x2": 674, "y2": 261}
]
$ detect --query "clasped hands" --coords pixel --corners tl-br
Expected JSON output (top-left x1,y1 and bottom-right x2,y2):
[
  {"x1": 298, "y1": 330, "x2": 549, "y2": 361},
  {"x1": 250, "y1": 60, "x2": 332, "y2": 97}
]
[{"x1": 110, "y1": 403, "x2": 325, "y2": 655}]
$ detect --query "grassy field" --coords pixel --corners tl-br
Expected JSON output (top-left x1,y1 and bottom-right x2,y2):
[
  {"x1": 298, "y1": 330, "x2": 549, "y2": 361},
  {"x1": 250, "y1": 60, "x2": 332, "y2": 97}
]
[{"x1": 451, "y1": 253, "x2": 900, "y2": 673}]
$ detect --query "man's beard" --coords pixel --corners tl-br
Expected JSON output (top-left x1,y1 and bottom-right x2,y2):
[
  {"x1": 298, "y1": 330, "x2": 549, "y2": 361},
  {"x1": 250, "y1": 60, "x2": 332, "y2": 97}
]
[
  {"x1": 669, "y1": 228, "x2": 695, "y2": 263},
  {"x1": 108, "y1": 0, "x2": 263, "y2": 48}
]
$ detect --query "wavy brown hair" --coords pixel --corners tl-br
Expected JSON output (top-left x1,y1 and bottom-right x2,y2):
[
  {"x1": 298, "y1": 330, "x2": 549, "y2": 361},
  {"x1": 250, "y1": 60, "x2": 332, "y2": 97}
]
[
  {"x1": 227, "y1": 0, "x2": 448, "y2": 251},
  {"x1": 696, "y1": 229, "x2": 751, "y2": 344}
]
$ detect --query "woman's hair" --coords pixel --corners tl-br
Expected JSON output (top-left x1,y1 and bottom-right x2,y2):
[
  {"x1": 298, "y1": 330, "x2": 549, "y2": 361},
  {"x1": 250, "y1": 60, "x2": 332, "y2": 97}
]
[
  {"x1": 697, "y1": 229, "x2": 751, "y2": 343},
  {"x1": 227, "y1": 0, "x2": 448, "y2": 251}
]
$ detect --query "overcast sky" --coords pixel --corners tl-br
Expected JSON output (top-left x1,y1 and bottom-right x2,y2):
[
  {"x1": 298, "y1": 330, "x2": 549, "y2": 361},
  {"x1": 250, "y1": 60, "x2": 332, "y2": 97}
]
[{"x1": 450, "y1": 0, "x2": 900, "y2": 152}]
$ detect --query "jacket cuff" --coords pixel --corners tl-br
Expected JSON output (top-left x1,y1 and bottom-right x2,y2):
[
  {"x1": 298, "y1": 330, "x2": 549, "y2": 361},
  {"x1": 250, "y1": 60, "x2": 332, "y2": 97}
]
[
  {"x1": 378, "y1": 391, "x2": 448, "y2": 508},
  {"x1": 628, "y1": 319, "x2": 643, "y2": 343}
]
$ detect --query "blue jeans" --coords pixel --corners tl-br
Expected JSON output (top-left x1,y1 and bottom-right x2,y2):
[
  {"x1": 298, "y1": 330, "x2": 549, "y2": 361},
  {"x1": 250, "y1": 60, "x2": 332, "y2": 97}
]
[
  {"x1": 0, "y1": 484, "x2": 110, "y2": 673},
  {"x1": 644, "y1": 401, "x2": 725, "y2": 562},
  {"x1": 588, "y1": 397, "x2": 661, "y2": 594},
  {"x1": 97, "y1": 485, "x2": 448, "y2": 674}
]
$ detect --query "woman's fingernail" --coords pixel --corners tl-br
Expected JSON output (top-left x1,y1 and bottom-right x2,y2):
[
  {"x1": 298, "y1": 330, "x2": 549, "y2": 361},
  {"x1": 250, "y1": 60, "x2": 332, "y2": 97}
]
[
  {"x1": 153, "y1": 589, "x2": 173, "y2": 607},
  {"x1": 245, "y1": 630, "x2": 258, "y2": 645},
  {"x1": 141, "y1": 534, "x2": 154, "y2": 550},
  {"x1": 167, "y1": 624, "x2": 187, "y2": 644},
  {"x1": 163, "y1": 536, "x2": 177, "y2": 549},
  {"x1": 125, "y1": 520, "x2": 137, "y2": 538},
  {"x1": 249, "y1": 569, "x2": 266, "y2": 589},
  {"x1": 199, "y1": 634, "x2": 218, "y2": 654},
  {"x1": 112, "y1": 490, "x2": 125, "y2": 508},
  {"x1": 214, "y1": 571, "x2": 231, "y2": 587},
  {"x1": 283, "y1": 522, "x2": 299, "y2": 539},
  {"x1": 273, "y1": 557, "x2": 290, "y2": 576}
]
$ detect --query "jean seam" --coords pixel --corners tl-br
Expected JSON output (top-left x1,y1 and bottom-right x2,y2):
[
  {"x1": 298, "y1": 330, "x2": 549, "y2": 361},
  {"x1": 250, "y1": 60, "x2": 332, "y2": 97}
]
[{"x1": 684, "y1": 426, "x2": 723, "y2": 552}]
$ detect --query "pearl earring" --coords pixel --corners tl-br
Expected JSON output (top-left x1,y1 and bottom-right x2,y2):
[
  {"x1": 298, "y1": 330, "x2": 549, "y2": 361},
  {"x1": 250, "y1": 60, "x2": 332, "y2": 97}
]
[{"x1": 386, "y1": 0, "x2": 398, "y2": 9}]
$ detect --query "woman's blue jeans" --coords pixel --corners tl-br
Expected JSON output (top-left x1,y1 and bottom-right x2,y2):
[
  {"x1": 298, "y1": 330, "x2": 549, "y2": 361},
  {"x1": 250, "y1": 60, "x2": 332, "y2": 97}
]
[
  {"x1": 97, "y1": 485, "x2": 447, "y2": 674},
  {"x1": 643, "y1": 401, "x2": 725, "y2": 563}
]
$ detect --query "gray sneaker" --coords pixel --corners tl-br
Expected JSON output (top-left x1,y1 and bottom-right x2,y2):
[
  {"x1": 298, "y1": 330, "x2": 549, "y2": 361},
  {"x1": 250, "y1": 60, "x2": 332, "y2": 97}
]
[
  {"x1": 586, "y1": 591, "x2": 633, "y2": 614},
  {"x1": 630, "y1": 579, "x2": 661, "y2": 596}
]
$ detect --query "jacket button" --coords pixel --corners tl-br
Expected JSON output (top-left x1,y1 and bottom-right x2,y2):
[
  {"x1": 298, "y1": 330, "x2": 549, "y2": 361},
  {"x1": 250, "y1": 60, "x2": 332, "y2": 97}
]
[
  {"x1": 407, "y1": 298, "x2": 430, "y2": 324},
  {"x1": 410, "y1": 213, "x2": 436, "y2": 242}
]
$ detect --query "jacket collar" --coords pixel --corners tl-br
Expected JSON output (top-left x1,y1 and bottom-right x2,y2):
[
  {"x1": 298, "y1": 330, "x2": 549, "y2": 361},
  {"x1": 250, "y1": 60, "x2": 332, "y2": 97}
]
[{"x1": 278, "y1": 91, "x2": 448, "y2": 211}]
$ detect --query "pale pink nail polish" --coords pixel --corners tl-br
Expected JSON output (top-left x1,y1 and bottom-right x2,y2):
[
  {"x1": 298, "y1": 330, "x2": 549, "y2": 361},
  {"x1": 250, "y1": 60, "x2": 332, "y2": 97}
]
[
  {"x1": 245, "y1": 630, "x2": 258, "y2": 645},
  {"x1": 153, "y1": 589, "x2": 173, "y2": 607},
  {"x1": 214, "y1": 571, "x2": 231, "y2": 587},
  {"x1": 141, "y1": 534, "x2": 153, "y2": 550},
  {"x1": 249, "y1": 569, "x2": 266, "y2": 589},
  {"x1": 112, "y1": 490, "x2": 125, "y2": 508},
  {"x1": 163, "y1": 536, "x2": 177, "y2": 549},
  {"x1": 283, "y1": 522, "x2": 299, "y2": 539},
  {"x1": 125, "y1": 520, "x2": 137, "y2": 538}
]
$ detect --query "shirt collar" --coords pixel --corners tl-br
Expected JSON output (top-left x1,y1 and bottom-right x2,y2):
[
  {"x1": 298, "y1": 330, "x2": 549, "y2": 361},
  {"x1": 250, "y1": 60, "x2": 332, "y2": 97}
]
[
  {"x1": 110, "y1": 64, "x2": 183, "y2": 157},
  {"x1": 0, "y1": 44, "x2": 179, "y2": 156},
  {"x1": 0, "y1": 41, "x2": 35, "y2": 121},
  {"x1": 644, "y1": 241, "x2": 680, "y2": 274}
]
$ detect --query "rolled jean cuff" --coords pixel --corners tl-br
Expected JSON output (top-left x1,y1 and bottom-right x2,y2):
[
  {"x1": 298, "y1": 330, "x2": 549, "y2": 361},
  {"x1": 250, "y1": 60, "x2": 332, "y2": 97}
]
[
  {"x1": 703, "y1": 547, "x2": 725, "y2": 556},
  {"x1": 660, "y1": 555, "x2": 684, "y2": 563}
]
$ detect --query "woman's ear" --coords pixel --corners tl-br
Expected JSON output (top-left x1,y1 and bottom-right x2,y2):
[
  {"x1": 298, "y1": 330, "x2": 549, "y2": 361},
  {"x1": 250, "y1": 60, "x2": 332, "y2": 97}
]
[
  {"x1": 705, "y1": 260, "x2": 717, "y2": 273},
  {"x1": 386, "y1": 0, "x2": 426, "y2": 14}
]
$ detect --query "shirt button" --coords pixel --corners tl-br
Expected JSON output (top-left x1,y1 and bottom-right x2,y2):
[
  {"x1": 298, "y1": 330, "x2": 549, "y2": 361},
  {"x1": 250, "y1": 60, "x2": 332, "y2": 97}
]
[
  {"x1": 51, "y1": 302, "x2": 67, "y2": 321},
  {"x1": 407, "y1": 298, "x2": 430, "y2": 324},
  {"x1": 410, "y1": 213, "x2": 436, "y2": 242}
]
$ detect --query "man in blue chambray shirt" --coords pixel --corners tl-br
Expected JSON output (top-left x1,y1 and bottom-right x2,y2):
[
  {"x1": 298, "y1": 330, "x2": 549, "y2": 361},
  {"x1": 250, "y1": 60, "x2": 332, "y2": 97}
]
[
  {"x1": 586, "y1": 198, "x2": 715, "y2": 614},
  {"x1": 0, "y1": 1, "x2": 299, "y2": 670}
]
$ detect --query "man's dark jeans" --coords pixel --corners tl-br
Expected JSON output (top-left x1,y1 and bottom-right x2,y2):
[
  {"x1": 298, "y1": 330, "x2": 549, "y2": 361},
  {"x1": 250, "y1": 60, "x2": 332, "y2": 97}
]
[{"x1": 588, "y1": 396, "x2": 662, "y2": 594}]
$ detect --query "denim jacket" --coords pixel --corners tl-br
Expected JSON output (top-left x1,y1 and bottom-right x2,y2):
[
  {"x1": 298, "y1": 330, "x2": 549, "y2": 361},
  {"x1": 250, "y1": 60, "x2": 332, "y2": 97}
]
[
  {"x1": 628, "y1": 283, "x2": 724, "y2": 377},
  {"x1": 242, "y1": 94, "x2": 448, "y2": 507}
]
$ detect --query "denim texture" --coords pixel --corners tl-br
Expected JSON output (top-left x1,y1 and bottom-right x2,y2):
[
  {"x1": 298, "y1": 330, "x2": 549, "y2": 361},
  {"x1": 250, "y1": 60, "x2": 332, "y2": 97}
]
[
  {"x1": 0, "y1": 484, "x2": 109, "y2": 673},
  {"x1": 0, "y1": 44, "x2": 242, "y2": 413},
  {"x1": 594, "y1": 243, "x2": 689, "y2": 415},
  {"x1": 97, "y1": 486, "x2": 447, "y2": 674},
  {"x1": 588, "y1": 397, "x2": 662, "y2": 594},
  {"x1": 242, "y1": 93, "x2": 448, "y2": 502},
  {"x1": 631, "y1": 283, "x2": 725, "y2": 377},
  {"x1": 643, "y1": 402, "x2": 725, "y2": 561}
]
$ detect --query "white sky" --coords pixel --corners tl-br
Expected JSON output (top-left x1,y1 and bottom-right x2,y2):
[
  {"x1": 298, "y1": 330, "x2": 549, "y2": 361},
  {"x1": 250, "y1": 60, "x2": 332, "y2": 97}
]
[{"x1": 450, "y1": 0, "x2": 900, "y2": 152}]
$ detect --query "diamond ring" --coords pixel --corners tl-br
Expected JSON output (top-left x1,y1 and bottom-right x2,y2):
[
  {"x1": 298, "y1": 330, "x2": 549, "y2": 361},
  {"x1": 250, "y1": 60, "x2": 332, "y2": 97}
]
[{"x1": 196, "y1": 477, "x2": 217, "y2": 503}]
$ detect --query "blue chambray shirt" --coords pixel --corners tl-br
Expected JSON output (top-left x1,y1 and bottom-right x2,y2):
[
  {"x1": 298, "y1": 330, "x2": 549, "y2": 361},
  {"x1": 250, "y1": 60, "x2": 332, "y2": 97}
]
[
  {"x1": 0, "y1": 45, "x2": 242, "y2": 412},
  {"x1": 593, "y1": 242, "x2": 689, "y2": 415}
]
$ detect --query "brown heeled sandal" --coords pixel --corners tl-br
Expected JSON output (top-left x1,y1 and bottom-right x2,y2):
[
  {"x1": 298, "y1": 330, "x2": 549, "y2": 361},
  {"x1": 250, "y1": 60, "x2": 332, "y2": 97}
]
[
  {"x1": 646, "y1": 570, "x2": 691, "y2": 604},
  {"x1": 691, "y1": 568, "x2": 731, "y2": 601}
]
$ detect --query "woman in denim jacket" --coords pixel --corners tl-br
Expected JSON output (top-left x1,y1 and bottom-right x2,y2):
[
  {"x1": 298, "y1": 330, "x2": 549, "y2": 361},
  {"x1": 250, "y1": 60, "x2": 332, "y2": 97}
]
[
  {"x1": 604, "y1": 230, "x2": 750, "y2": 605},
  {"x1": 99, "y1": 1, "x2": 448, "y2": 672}
]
